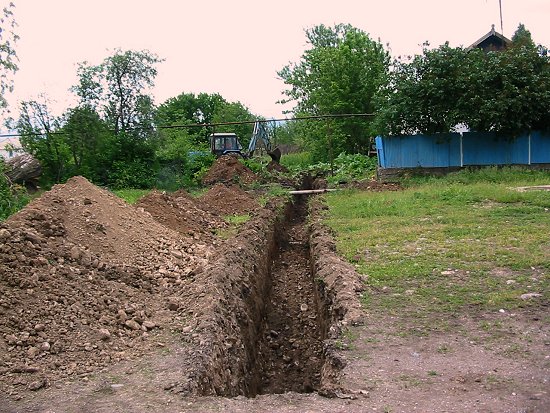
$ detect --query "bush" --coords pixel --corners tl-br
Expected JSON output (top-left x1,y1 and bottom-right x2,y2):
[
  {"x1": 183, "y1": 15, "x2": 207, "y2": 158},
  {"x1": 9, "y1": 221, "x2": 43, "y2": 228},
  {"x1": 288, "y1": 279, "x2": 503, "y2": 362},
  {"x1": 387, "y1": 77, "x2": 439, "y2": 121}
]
[{"x1": 0, "y1": 161, "x2": 30, "y2": 220}]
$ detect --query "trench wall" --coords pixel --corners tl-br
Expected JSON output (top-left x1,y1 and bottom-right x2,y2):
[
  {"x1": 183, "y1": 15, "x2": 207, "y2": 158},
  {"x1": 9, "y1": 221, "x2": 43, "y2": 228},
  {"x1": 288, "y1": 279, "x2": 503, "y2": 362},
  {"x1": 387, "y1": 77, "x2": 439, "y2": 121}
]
[{"x1": 176, "y1": 196, "x2": 364, "y2": 397}]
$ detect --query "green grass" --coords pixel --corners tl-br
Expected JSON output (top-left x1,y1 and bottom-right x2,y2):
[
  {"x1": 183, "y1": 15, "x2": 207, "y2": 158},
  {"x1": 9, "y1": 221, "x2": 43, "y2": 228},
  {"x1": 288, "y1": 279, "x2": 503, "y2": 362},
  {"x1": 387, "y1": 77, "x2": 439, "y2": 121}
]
[
  {"x1": 112, "y1": 189, "x2": 151, "y2": 204},
  {"x1": 323, "y1": 168, "x2": 550, "y2": 319},
  {"x1": 216, "y1": 214, "x2": 252, "y2": 239},
  {"x1": 280, "y1": 151, "x2": 313, "y2": 169}
]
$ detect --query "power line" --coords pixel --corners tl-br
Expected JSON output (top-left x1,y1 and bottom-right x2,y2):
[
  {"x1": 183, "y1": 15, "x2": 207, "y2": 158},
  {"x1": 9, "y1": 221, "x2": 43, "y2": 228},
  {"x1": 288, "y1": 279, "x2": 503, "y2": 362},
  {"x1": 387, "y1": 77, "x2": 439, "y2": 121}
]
[{"x1": 0, "y1": 113, "x2": 375, "y2": 139}]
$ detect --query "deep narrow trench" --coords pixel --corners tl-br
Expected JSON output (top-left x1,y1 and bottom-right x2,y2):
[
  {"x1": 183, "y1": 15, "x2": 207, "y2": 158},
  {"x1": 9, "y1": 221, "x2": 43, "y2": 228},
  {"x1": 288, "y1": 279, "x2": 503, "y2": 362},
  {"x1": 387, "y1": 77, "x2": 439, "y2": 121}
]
[{"x1": 254, "y1": 196, "x2": 324, "y2": 395}]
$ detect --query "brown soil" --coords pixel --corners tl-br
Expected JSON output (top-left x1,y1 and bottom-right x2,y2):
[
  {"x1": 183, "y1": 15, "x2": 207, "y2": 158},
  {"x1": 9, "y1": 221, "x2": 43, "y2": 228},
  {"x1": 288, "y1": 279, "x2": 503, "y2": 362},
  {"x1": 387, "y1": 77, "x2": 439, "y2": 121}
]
[
  {"x1": 202, "y1": 155, "x2": 258, "y2": 186},
  {"x1": 266, "y1": 161, "x2": 289, "y2": 174},
  {"x1": 200, "y1": 183, "x2": 259, "y2": 216},
  {"x1": 136, "y1": 190, "x2": 227, "y2": 241},
  {"x1": 1, "y1": 176, "x2": 548, "y2": 413}
]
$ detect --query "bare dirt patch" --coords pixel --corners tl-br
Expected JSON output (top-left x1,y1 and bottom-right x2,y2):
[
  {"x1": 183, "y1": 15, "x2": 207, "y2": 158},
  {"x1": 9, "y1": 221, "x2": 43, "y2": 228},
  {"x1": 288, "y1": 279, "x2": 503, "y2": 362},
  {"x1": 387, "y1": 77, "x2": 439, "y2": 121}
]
[{"x1": 3, "y1": 177, "x2": 546, "y2": 413}]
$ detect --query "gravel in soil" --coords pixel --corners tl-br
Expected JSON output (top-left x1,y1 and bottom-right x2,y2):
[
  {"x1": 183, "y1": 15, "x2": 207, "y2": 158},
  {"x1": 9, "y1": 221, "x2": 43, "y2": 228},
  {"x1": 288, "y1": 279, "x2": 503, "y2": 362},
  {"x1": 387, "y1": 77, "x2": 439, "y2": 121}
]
[
  {"x1": 255, "y1": 198, "x2": 323, "y2": 394},
  {"x1": 136, "y1": 189, "x2": 227, "y2": 241}
]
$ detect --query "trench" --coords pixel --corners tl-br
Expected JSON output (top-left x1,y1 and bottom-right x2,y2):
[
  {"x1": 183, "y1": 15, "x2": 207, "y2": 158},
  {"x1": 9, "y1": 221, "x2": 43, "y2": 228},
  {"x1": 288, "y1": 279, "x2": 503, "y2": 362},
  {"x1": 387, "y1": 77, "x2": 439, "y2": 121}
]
[
  {"x1": 192, "y1": 187, "x2": 346, "y2": 398},
  {"x1": 252, "y1": 195, "x2": 325, "y2": 395}
]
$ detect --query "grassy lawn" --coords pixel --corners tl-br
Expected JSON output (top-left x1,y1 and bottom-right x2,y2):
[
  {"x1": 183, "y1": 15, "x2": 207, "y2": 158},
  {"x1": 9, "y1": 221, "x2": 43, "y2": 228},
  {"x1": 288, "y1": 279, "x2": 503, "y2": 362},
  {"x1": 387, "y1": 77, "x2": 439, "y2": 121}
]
[{"x1": 323, "y1": 168, "x2": 550, "y2": 319}]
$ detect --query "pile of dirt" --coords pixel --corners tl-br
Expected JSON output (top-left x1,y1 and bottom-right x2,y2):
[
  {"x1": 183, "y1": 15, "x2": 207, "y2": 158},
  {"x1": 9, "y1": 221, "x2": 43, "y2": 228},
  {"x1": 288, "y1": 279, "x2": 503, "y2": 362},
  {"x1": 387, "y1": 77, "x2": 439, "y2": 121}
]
[
  {"x1": 200, "y1": 183, "x2": 259, "y2": 216},
  {"x1": 202, "y1": 155, "x2": 258, "y2": 186},
  {"x1": 0, "y1": 176, "x2": 213, "y2": 394},
  {"x1": 8, "y1": 176, "x2": 212, "y2": 275},
  {"x1": 266, "y1": 161, "x2": 289, "y2": 173},
  {"x1": 136, "y1": 190, "x2": 227, "y2": 241}
]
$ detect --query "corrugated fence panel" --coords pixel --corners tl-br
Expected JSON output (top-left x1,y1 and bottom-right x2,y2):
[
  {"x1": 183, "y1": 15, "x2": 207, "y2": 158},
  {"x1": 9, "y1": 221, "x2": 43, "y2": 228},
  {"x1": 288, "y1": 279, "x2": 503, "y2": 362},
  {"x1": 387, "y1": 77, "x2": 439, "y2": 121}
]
[
  {"x1": 531, "y1": 132, "x2": 550, "y2": 164},
  {"x1": 378, "y1": 133, "x2": 461, "y2": 168},
  {"x1": 378, "y1": 132, "x2": 550, "y2": 168},
  {"x1": 462, "y1": 132, "x2": 529, "y2": 165}
]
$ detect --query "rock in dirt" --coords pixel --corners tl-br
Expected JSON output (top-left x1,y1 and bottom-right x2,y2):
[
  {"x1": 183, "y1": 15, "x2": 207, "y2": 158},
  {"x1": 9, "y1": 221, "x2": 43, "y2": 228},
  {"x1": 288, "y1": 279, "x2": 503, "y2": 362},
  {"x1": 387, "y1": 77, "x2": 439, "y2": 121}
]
[{"x1": 520, "y1": 292, "x2": 542, "y2": 300}]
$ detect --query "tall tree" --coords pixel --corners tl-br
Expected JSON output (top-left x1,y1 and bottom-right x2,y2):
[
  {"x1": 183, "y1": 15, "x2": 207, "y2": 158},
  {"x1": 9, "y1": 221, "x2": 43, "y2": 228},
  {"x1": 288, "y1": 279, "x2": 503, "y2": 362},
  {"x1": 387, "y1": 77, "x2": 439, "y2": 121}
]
[
  {"x1": 376, "y1": 24, "x2": 550, "y2": 136},
  {"x1": 278, "y1": 23, "x2": 389, "y2": 160},
  {"x1": 74, "y1": 49, "x2": 163, "y2": 137}
]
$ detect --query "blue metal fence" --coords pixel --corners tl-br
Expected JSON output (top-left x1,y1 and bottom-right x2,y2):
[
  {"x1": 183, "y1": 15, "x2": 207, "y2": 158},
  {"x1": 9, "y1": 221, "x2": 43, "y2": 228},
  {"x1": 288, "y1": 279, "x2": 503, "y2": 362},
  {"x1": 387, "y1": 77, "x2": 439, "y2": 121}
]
[{"x1": 376, "y1": 131, "x2": 550, "y2": 169}]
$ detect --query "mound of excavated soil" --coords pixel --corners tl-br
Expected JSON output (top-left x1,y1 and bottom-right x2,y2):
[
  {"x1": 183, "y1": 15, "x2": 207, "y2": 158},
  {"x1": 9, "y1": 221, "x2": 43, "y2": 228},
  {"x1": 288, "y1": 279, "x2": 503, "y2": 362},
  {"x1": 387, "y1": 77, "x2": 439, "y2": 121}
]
[
  {"x1": 202, "y1": 155, "x2": 257, "y2": 186},
  {"x1": 0, "y1": 176, "x2": 214, "y2": 393},
  {"x1": 136, "y1": 190, "x2": 227, "y2": 241},
  {"x1": 200, "y1": 183, "x2": 259, "y2": 216},
  {"x1": 266, "y1": 160, "x2": 289, "y2": 173},
  {"x1": 8, "y1": 176, "x2": 211, "y2": 274}
]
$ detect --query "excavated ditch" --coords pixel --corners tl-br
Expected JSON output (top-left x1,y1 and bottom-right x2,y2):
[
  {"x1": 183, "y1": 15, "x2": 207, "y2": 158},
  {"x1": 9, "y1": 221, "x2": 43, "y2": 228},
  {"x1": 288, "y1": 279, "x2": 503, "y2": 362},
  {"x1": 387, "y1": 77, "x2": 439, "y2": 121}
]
[
  {"x1": 178, "y1": 194, "x2": 365, "y2": 398},
  {"x1": 254, "y1": 196, "x2": 324, "y2": 394}
]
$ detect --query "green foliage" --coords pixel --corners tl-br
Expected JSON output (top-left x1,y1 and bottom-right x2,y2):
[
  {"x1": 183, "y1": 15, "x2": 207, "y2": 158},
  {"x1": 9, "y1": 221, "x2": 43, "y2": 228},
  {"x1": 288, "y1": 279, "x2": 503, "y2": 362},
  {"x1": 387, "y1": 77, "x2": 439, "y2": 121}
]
[
  {"x1": 280, "y1": 152, "x2": 313, "y2": 169},
  {"x1": 279, "y1": 23, "x2": 389, "y2": 160},
  {"x1": 112, "y1": 188, "x2": 151, "y2": 204},
  {"x1": 155, "y1": 128, "x2": 215, "y2": 190},
  {"x1": 156, "y1": 92, "x2": 256, "y2": 147},
  {"x1": 17, "y1": 97, "x2": 71, "y2": 184},
  {"x1": 0, "y1": 160, "x2": 29, "y2": 220},
  {"x1": 74, "y1": 49, "x2": 163, "y2": 137},
  {"x1": 61, "y1": 105, "x2": 110, "y2": 181},
  {"x1": 290, "y1": 153, "x2": 376, "y2": 185},
  {"x1": 377, "y1": 25, "x2": 550, "y2": 136}
]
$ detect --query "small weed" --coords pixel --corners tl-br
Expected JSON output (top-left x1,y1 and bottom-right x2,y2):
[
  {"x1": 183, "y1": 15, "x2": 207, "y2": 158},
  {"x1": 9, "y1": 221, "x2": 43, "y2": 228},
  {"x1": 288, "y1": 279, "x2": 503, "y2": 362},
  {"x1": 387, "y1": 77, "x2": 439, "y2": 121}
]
[
  {"x1": 216, "y1": 214, "x2": 251, "y2": 239},
  {"x1": 428, "y1": 370, "x2": 439, "y2": 376},
  {"x1": 437, "y1": 344, "x2": 452, "y2": 354}
]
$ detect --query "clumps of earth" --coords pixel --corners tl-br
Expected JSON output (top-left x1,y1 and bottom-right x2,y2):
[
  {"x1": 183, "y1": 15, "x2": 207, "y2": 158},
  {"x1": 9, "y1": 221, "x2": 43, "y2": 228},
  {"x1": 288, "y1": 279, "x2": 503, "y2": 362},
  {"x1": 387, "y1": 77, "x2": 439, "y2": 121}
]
[
  {"x1": 0, "y1": 171, "x2": 263, "y2": 394},
  {"x1": 202, "y1": 155, "x2": 258, "y2": 186}
]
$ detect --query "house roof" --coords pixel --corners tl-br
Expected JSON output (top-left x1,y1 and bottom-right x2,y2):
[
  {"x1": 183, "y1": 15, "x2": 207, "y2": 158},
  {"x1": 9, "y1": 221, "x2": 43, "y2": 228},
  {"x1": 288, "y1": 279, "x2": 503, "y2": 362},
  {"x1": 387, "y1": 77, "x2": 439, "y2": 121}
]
[{"x1": 467, "y1": 24, "x2": 512, "y2": 51}]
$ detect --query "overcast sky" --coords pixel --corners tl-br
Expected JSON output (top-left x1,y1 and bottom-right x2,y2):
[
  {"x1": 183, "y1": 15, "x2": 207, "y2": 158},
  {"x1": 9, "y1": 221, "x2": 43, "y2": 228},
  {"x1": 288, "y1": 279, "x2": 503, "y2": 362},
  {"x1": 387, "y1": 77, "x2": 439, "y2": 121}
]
[{"x1": 2, "y1": 0, "x2": 550, "y2": 124}]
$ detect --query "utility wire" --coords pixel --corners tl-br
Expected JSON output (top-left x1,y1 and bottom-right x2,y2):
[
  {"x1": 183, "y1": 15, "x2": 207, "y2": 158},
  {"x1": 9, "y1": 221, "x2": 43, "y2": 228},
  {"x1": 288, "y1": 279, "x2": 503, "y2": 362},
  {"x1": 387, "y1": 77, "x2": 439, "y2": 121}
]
[{"x1": 0, "y1": 113, "x2": 375, "y2": 139}]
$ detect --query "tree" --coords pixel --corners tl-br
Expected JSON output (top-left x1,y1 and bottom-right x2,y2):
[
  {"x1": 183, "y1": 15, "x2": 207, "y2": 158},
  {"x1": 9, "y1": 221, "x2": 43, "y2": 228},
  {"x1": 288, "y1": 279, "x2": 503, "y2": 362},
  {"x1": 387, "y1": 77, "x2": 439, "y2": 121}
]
[
  {"x1": 72, "y1": 49, "x2": 163, "y2": 188},
  {"x1": 376, "y1": 24, "x2": 550, "y2": 136},
  {"x1": 74, "y1": 49, "x2": 163, "y2": 137},
  {"x1": 0, "y1": 1, "x2": 18, "y2": 111},
  {"x1": 155, "y1": 92, "x2": 256, "y2": 145},
  {"x1": 17, "y1": 96, "x2": 69, "y2": 183},
  {"x1": 60, "y1": 105, "x2": 109, "y2": 180},
  {"x1": 278, "y1": 23, "x2": 389, "y2": 160},
  {"x1": 375, "y1": 43, "x2": 472, "y2": 135}
]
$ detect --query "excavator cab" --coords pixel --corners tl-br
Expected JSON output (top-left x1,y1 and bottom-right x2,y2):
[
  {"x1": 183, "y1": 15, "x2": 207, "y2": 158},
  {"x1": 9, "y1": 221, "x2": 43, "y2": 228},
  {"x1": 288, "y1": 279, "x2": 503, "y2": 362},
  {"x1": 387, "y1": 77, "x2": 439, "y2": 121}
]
[
  {"x1": 209, "y1": 122, "x2": 281, "y2": 163},
  {"x1": 210, "y1": 133, "x2": 243, "y2": 157}
]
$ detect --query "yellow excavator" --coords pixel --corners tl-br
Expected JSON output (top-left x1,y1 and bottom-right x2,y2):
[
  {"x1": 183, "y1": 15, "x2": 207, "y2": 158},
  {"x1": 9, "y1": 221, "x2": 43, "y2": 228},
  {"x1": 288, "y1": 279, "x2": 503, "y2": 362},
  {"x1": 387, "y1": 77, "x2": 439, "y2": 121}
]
[{"x1": 209, "y1": 121, "x2": 281, "y2": 163}]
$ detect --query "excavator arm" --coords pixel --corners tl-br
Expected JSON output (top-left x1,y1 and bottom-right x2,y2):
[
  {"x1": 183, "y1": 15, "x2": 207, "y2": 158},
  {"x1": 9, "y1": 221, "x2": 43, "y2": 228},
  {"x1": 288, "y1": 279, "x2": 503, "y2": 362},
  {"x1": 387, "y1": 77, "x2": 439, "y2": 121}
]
[{"x1": 247, "y1": 121, "x2": 281, "y2": 163}]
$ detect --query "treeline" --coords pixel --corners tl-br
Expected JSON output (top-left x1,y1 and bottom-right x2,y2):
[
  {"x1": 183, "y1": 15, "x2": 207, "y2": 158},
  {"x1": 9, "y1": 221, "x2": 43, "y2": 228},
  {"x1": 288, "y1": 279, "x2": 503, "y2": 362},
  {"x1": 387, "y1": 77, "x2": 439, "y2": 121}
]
[
  {"x1": 14, "y1": 50, "x2": 258, "y2": 189},
  {"x1": 8, "y1": 23, "x2": 550, "y2": 191}
]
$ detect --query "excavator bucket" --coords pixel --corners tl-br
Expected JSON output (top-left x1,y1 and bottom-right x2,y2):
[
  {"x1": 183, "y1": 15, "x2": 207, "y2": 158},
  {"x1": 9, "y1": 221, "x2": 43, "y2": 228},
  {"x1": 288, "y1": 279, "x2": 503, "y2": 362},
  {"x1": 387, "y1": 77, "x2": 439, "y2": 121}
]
[{"x1": 268, "y1": 148, "x2": 282, "y2": 163}]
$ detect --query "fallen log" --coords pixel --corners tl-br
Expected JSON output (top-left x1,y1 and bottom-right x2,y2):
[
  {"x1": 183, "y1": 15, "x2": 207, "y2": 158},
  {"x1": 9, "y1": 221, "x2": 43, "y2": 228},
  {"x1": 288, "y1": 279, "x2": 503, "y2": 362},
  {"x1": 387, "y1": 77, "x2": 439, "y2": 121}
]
[{"x1": 4, "y1": 153, "x2": 41, "y2": 187}]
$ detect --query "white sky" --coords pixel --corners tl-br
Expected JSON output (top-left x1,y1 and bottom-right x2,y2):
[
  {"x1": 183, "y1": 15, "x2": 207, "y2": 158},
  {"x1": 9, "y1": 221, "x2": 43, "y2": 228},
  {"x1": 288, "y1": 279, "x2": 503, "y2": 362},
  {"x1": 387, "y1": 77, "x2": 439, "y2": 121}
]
[{"x1": 2, "y1": 0, "x2": 550, "y2": 124}]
